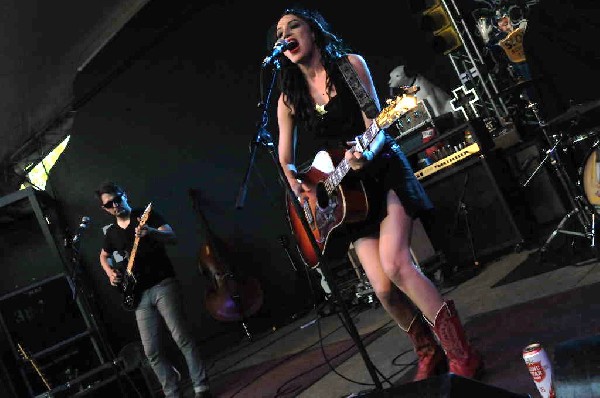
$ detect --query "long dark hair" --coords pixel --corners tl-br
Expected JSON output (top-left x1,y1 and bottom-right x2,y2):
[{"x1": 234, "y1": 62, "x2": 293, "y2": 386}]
[{"x1": 273, "y1": 8, "x2": 352, "y2": 129}]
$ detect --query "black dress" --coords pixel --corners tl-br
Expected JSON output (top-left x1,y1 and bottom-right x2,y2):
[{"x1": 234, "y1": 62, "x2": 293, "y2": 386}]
[{"x1": 295, "y1": 59, "x2": 433, "y2": 243}]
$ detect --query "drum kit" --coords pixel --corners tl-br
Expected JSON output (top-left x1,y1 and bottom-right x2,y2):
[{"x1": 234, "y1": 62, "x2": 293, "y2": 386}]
[{"x1": 519, "y1": 94, "x2": 600, "y2": 255}]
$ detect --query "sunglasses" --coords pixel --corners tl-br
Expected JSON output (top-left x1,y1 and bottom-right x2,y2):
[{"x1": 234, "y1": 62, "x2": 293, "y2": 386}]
[{"x1": 102, "y1": 193, "x2": 124, "y2": 209}]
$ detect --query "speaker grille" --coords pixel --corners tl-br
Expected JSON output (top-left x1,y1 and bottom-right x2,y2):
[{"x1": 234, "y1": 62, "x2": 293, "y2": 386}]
[{"x1": 421, "y1": 154, "x2": 524, "y2": 267}]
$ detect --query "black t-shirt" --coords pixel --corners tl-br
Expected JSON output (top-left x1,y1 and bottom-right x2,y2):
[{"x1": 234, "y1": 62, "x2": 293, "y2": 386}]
[{"x1": 102, "y1": 207, "x2": 176, "y2": 292}]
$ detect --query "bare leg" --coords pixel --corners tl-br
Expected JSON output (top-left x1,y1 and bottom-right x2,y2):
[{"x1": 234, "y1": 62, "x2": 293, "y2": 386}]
[
  {"x1": 353, "y1": 236, "x2": 416, "y2": 328},
  {"x1": 354, "y1": 227, "x2": 446, "y2": 381},
  {"x1": 378, "y1": 190, "x2": 444, "y2": 322}
]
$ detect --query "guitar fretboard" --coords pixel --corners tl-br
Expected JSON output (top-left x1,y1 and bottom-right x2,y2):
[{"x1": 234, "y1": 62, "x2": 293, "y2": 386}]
[
  {"x1": 18, "y1": 343, "x2": 52, "y2": 391},
  {"x1": 126, "y1": 203, "x2": 152, "y2": 275},
  {"x1": 127, "y1": 235, "x2": 141, "y2": 274},
  {"x1": 324, "y1": 122, "x2": 379, "y2": 196}
]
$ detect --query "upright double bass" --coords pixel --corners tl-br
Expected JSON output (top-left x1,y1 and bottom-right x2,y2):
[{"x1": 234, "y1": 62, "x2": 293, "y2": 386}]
[{"x1": 189, "y1": 188, "x2": 263, "y2": 322}]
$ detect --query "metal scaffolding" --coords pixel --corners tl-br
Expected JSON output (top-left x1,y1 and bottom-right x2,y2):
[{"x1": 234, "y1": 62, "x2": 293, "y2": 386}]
[{"x1": 441, "y1": 0, "x2": 509, "y2": 124}]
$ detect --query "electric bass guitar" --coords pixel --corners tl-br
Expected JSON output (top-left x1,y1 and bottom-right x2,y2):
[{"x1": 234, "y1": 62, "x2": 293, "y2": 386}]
[
  {"x1": 286, "y1": 94, "x2": 417, "y2": 268},
  {"x1": 118, "y1": 202, "x2": 152, "y2": 311}
]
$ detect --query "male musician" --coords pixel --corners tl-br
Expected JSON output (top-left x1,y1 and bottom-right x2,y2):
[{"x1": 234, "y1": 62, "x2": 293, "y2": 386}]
[{"x1": 96, "y1": 181, "x2": 211, "y2": 398}]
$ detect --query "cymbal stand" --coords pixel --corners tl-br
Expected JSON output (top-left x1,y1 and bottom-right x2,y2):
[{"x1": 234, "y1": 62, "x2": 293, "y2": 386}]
[
  {"x1": 452, "y1": 173, "x2": 479, "y2": 268},
  {"x1": 522, "y1": 101, "x2": 596, "y2": 253}
]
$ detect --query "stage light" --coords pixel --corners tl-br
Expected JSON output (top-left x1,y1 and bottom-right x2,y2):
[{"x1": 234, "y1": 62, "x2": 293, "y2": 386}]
[{"x1": 418, "y1": 0, "x2": 462, "y2": 55}]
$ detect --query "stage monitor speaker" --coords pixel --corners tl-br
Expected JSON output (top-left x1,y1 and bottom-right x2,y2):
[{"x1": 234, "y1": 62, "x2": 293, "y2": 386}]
[
  {"x1": 355, "y1": 374, "x2": 530, "y2": 397},
  {"x1": 554, "y1": 334, "x2": 600, "y2": 398},
  {"x1": 421, "y1": 153, "x2": 526, "y2": 269}
]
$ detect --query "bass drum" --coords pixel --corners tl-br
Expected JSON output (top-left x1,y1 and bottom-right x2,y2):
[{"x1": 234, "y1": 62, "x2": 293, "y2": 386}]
[{"x1": 579, "y1": 133, "x2": 600, "y2": 211}]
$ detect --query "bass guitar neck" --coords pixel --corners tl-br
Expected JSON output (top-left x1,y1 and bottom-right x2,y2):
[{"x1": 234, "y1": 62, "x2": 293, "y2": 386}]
[
  {"x1": 119, "y1": 202, "x2": 152, "y2": 311},
  {"x1": 17, "y1": 342, "x2": 52, "y2": 392}
]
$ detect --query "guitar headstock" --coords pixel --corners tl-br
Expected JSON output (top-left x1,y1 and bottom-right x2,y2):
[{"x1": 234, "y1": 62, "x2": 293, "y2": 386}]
[
  {"x1": 376, "y1": 93, "x2": 419, "y2": 129},
  {"x1": 139, "y1": 202, "x2": 152, "y2": 226}
]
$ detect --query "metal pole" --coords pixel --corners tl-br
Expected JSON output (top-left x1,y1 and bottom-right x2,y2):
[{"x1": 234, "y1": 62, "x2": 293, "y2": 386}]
[{"x1": 441, "y1": 0, "x2": 508, "y2": 118}]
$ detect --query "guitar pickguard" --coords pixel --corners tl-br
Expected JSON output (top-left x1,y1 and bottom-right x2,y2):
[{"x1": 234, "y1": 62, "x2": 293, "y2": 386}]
[{"x1": 314, "y1": 185, "x2": 340, "y2": 243}]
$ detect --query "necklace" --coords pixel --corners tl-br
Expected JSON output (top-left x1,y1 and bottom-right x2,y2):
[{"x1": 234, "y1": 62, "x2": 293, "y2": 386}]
[{"x1": 315, "y1": 103, "x2": 327, "y2": 116}]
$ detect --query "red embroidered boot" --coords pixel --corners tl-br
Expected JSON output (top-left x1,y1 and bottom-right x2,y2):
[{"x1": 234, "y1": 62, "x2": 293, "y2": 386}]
[
  {"x1": 427, "y1": 300, "x2": 484, "y2": 378},
  {"x1": 404, "y1": 314, "x2": 447, "y2": 381}
]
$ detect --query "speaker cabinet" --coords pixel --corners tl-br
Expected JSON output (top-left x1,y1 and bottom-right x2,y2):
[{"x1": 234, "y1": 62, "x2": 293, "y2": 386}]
[
  {"x1": 410, "y1": 218, "x2": 437, "y2": 266},
  {"x1": 0, "y1": 274, "x2": 106, "y2": 397},
  {"x1": 357, "y1": 374, "x2": 530, "y2": 397},
  {"x1": 420, "y1": 151, "x2": 527, "y2": 269}
]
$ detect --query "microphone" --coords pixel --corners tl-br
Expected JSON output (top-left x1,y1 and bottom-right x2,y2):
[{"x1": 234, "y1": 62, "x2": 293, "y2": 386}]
[
  {"x1": 72, "y1": 216, "x2": 91, "y2": 244},
  {"x1": 262, "y1": 39, "x2": 298, "y2": 67}
]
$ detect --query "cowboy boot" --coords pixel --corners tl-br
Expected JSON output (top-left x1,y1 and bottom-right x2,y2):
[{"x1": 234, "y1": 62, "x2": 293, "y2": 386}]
[
  {"x1": 402, "y1": 314, "x2": 447, "y2": 381},
  {"x1": 426, "y1": 299, "x2": 484, "y2": 378}
]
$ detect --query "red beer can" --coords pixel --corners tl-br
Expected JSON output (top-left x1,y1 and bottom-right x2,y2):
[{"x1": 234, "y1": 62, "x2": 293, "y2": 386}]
[{"x1": 522, "y1": 343, "x2": 555, "y2": 398}]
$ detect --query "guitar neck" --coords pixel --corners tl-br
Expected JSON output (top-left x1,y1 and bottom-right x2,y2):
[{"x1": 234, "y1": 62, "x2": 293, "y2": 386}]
[
  {"x1": 126, "y1": 235, "x2": 141, "y2": 274},
  {"x1": 324, "y1": 121, "x2": 380, "y2": 195},
  {"x1": 125, "y1": 203, "x2": 152, "y2": 275},
  {"x1": 18, "y1": 343, "x2": 52, "y2": 391}
]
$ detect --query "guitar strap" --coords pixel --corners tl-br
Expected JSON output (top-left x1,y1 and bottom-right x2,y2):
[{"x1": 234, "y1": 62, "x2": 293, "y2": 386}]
[{"x1": 336, "y1": 56, "x2": 378, "y2": 119}]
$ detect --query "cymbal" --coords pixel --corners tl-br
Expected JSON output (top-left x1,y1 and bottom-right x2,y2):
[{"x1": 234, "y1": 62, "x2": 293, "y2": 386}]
[
  {"x1": 499, "y1": 78, "x2": 538, "y2": 96},
  {"x1": 546, "y1": 99, "x2": 600, "y2": 127}
]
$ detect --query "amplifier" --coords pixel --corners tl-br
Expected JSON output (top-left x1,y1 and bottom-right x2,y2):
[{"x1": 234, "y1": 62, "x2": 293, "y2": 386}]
[
  {"x1": 420, "y1": 151, "x2": 527, "y2": 269},
  {"x1": 395, "y1": 99, "x2": 435, "y2": 137}
]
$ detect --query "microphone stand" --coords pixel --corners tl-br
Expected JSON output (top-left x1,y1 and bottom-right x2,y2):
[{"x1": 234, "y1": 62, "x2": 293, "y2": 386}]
[
  {"x1": 235, "y1": 59, "x2": 383, "y2": 391},
  {"x1": 65, "y1": 229, "x2": 84, "y2": 301},
  {"x1": 63, "y1": 221, "x2": 117, "y2": 364},
  {"x1": 452, "y1": 173, "x2": 479, "y2": 269}
]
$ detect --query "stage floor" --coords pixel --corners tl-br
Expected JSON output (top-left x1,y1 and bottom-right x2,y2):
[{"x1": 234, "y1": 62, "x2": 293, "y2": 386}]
[{"x1": 193, "y1": 238, "x2": 600, "y2": 398}]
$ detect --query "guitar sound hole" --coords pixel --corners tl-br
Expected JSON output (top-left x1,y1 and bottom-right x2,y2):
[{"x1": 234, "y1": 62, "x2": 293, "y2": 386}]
[{"x1": 316, "y1": 183, "x2": 330, "y2": 209}]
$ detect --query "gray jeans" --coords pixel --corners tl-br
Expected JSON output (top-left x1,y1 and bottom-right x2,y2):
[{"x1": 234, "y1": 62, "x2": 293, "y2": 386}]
[{"x1": 135, "y1": 277, "x2": 207, "y2": 397}]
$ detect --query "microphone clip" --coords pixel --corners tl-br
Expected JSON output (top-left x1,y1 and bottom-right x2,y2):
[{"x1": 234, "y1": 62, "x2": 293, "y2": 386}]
[
  {"x1": 262, "y1": 40, "x2": 298, "y2": 68},
  {"x1": 72, "y1": 216, "x2": 91, "y2": 245}
]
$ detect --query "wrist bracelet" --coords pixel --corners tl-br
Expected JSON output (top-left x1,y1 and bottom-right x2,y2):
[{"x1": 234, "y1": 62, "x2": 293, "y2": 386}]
[
  {"x1": 362, "y1": 150, "x2": 374, "y2": 161},
  {"x1": 286, "y1": 164, "x2": 297, "y2": 173}
]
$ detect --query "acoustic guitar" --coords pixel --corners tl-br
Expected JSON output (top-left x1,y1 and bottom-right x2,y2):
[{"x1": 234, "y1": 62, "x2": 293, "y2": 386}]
[
  {"x1": 286, "y1": 94, "x2": 417, "y2": 268},
  {"x1": 117, "y1": 202, "x2": 152, "y2": 311}
]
